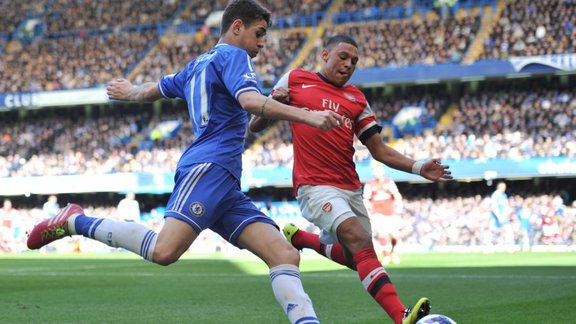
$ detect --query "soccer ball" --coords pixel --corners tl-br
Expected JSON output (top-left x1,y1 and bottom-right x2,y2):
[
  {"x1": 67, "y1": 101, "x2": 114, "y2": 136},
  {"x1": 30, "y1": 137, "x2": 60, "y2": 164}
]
[{"x1": 416, "y1": 314, "x2": 457, "y2": 324}]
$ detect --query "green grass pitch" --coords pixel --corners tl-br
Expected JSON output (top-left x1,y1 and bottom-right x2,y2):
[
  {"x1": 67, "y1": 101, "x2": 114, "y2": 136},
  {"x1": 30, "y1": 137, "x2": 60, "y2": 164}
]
[{"x1": 1, "y1": 252, "x2": 574, "y2": 323}]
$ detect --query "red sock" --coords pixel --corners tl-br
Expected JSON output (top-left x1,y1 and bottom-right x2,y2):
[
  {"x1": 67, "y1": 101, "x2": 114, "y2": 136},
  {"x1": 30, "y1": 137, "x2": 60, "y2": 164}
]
[
  {"x1": 353, "y1": 247, "x2": 405, "y2": 324},
  {"x1": 292, "y1": 230, "x2": 355, "y2": 270}
]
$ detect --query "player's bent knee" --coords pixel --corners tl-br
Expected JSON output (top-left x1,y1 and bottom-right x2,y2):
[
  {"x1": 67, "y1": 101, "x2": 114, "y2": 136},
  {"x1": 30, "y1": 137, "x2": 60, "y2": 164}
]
[
  {"x1": 285, "y1": 246, "x2": 301, "y2": 264},
  {"x1": 152, "y1": 249, "x2": 181, "y2": 266},
  {"x1": 271, "y1": 244, "x2": 301, "y2": 267}
]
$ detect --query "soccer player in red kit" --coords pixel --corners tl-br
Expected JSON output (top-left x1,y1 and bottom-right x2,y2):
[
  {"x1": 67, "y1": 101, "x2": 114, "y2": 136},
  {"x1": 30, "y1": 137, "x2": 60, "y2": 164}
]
[
  {"x1": 364, "y1": 163, "x2": 403, "y2": 265},
  {"x1": 250, "y1": 35, "x2": 452, "y2": 324}
]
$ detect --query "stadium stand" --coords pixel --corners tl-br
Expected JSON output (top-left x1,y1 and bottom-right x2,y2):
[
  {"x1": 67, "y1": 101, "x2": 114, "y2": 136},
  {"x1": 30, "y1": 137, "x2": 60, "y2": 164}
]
[
  {"x1": 2, "y1": 30, "x2": 159, "y2": 92},
  {"x1": 304, "y1": 10, "x2": 482, "y2": 70},
  {"x1": 479, "y1": 0, "x2": 576, "y2": 59},
  {"x1": 2, "y1": 181, "x2": 575, "y2": 254},
  {"x1": 1, "y1": 0, "x2": 575, "y2": 255}
]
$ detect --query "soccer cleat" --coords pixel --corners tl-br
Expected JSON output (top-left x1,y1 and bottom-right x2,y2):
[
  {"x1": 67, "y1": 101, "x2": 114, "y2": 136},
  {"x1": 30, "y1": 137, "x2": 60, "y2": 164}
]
[
  {"x1": 402, "y1": 297, "x2": 431, "y2": 324},
  {"x1": 27, "y1": 203, "x2": 84, "y2": 250},
  {"x1": 283, "y1": 223, "x2": 300, "y2": 248}
]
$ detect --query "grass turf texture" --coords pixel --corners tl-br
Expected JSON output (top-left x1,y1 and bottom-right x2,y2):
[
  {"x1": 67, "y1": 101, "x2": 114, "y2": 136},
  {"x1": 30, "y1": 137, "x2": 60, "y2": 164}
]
[{"x1": 1, "y1": 252, "x2": 574, "y2": 323}]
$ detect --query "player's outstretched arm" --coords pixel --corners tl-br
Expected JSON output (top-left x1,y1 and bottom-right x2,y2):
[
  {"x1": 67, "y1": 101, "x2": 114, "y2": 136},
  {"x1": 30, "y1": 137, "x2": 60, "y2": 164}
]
[
  {"x1": 240, "y1": 91, "x2": 342, "y2": 131},
  {"x1": 249, "y1": 87, "x2": 290, "y2": 133},
  {"x1": 365, "y1": 133, "x2": 452, "y2": 182},
  {"x1": 249, "y1": 113, "x2": 270, "y2": 132},
  {"x1": 107, "y1": 78, "x2": 162, "y2": 102}
]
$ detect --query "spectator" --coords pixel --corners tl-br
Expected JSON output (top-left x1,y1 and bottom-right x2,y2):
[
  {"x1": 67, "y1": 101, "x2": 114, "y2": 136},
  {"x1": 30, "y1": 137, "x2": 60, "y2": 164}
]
[
  {"x1": 42, "y1": 195, "x2": 60, "y2": 219},
  {"x1": 117, "y1": 193, "x2": 141, "y2": 223}
]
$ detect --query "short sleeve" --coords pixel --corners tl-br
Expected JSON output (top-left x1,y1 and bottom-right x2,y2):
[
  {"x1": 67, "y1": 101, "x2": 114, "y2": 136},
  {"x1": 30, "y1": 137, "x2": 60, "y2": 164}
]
[
  {"x1": 272, "y1": 70, "x2": 291, "y2": 90},
  {"x1": 221, "y1": 48, "x2": 261, "y2": 99},
  {"x1": 158, "y1": 70, "x2": 187, "y2": 99},
  {"x1": 356, "y1": 103, "x2": 383, "y2": 144}
]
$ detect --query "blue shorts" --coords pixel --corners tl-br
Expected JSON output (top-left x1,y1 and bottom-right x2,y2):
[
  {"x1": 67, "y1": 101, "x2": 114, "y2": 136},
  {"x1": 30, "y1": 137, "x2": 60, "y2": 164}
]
[{"x1": 165, "y1": 162, "x2": 277, "y2": 247}]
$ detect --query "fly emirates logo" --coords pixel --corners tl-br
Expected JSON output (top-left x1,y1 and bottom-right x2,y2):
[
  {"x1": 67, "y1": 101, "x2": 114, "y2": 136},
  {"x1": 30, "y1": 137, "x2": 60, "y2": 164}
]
[{"x1": 321, "y1": 98, "x2": 353, "y2": 130}]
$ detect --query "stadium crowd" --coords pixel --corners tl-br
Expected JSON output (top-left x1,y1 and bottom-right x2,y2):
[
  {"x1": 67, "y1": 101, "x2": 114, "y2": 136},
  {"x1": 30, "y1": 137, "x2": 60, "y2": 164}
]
[
  {"x1": 340, "y1": 0, "x2": 409, "y2": 13},
  {"x1": 131, "y1": 29, "x2": 308, "y2": 88},
  {"x1": 0, "y1": 0, "x2": 576, "y2": 93},
  {"x1": 480, "y1": 0, "x2": 576, "y2": 59},
  {"x1": 1, "y1": 0, "x2": 575, "y2": 261},
  {"x1": 304, "y1": 10, "x2": 482, "y2": 70},
  {"x1": 44, "y1": 0, "x2": 182, "y2": 33},
  {"x1": 1, "y1": 79, "x2": 574, "y2": 176},
  {"x1": 1, "y1": 0, "x2": 327, "y2": 93},
  {"x1": 5, "y1": 0, "x2": 574, "y2": 93},
  {"x1": 2, "y1": 190, "x2": 574, "y2": 254},
  {"x1": 2, "y1": 30, "x2": 158, "y2": 93},
  {"x1": 244, "y1": 80, "x2": 575, "y2": 167},
  {"x1": 0, "y1": 103, "x2": 188, "y2": 177}
]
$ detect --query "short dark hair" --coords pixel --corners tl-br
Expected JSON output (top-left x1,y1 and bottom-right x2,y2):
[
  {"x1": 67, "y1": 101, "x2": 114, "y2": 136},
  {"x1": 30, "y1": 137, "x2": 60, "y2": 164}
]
[
  {"x1": 325, "y1": 34, "x2": 358, "y2": 50},
  {"x1": 221, "y1": 0, "x2": 272, "y2": 34}
]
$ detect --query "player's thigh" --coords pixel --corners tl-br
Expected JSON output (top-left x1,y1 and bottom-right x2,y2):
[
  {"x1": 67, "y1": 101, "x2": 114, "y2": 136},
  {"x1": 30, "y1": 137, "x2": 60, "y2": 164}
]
[
  {"x1": 297, "y1": 185, "x2": 353, "y2": 231},
  {"x1": 297, "y1": 185, "x2": 359, "y2": 244},
  {"x1": 209, "y1": 189, "x2": 296, "y2": 267},
  {"x1": 335, "y1": 216, "x2": 374, "y2": 253},
  {"x1": 209, "y1": 189, "x2": 289, "y2": 262},
  {"x1": 348, "y1": 189, "x2": 372, "y2": 234},
  {"x1": 236, "y1": 222, "x2": 299, "y2": 268},
  {"x1": 156, "y1": 217, "x2": 199, "y2": 259}
]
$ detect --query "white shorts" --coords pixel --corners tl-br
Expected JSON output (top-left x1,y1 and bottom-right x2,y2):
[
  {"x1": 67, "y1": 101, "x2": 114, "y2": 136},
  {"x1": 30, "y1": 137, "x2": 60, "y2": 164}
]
[{"x1": 297, "y1": 185, "x2": 372, "y2": 244}]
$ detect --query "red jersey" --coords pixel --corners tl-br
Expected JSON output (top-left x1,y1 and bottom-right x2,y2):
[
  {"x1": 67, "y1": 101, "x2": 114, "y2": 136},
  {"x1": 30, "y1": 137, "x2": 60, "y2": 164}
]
[
  {"x1": 365, "y1": 178, "x2": 400, "y2": 215},
  {"x1": 275, "y1": 69, "x2": 381, "y2": 194},
  {"x1": 541, "y1": 205, "x2": 556, "y2": 226}
]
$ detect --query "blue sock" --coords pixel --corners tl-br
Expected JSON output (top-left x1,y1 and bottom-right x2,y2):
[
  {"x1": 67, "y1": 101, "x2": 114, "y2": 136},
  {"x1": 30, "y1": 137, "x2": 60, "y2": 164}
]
[{"x1": 73, "y1": 215, "x2": 103, "y2": 238}]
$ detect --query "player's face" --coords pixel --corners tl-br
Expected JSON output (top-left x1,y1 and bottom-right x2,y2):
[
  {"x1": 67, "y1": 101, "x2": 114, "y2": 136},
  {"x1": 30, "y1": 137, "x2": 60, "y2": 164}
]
[
  {"x1": 236, "y1": 19, "x2": 268, "y2": 58},
  {"x1": 321, "y1": 42, "x2": 359, "y2": 87}
]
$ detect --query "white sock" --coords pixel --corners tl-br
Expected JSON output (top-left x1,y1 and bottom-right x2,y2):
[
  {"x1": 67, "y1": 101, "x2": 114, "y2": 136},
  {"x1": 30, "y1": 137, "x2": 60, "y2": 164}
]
[
  {"x1": 270, "y1": 264, "x2": 319, "y2": 324},
  {"x1": 69, "y1": 215, "x2": 157, "y2": 261}
]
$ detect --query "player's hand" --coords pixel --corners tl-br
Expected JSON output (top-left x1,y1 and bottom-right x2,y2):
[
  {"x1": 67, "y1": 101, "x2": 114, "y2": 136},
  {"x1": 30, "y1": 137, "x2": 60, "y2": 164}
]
[
  {"x1": 107, "y1": 78, "x2": 134, "y2": 101},
  {"x1": 271, "y1": 87, "x2": 290, "y2": 104},
  {"x1": 306, "y1": 110, "x2": 344, "y2": 131},
  {"x1": 420, "y1": 158, "x2": 452, "y2": 182}
]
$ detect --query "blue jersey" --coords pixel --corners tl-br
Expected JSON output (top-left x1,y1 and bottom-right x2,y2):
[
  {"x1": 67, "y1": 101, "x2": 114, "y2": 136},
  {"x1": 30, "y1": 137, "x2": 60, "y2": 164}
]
[{"x1": 158, "y1": 43, "x2": 260, "y2": 180}]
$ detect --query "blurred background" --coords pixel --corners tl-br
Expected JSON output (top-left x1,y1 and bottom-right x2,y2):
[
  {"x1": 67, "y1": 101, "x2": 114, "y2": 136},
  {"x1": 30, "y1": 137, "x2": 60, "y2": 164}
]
[{"x1": 1, "y1": 0, "x2": 574, "y2": 256}]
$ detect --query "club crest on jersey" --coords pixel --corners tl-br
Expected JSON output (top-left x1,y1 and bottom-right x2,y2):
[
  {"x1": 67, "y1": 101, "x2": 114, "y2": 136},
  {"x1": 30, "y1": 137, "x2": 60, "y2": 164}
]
[
  {"x1": 322, "y1": 202, "x2": 332, "y2": 213},
  {"x1": 190, "y1": 202, "x2": 205, "y2": 217},
  {"x1": 344, "y1": 92, "x2": 356, "y2": 102}
]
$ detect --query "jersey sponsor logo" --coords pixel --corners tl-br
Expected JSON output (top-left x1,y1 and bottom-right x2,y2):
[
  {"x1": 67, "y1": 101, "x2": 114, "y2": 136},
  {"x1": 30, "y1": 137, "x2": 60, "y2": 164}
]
[
  {"x1": 242, "y1": 72, "x2": 258, "y2": 83},
  {"x1": 301, "y1": 84, "x2": 317, "y2": 88},
  {"x1": 189, "y1": 202, "x2": 206, "y2": 217},
  {"x1": 322, "y1": 202, "x2": 332, "y2": 213},
  {"x1": 321, "y1": 98, "x2": 340, "y2": 112}
]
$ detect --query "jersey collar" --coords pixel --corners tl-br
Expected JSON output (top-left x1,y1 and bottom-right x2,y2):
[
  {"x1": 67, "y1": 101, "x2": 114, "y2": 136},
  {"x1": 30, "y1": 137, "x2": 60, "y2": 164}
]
[{"x1": 315, "y1": 72, "x2": 343, "y2": 88}]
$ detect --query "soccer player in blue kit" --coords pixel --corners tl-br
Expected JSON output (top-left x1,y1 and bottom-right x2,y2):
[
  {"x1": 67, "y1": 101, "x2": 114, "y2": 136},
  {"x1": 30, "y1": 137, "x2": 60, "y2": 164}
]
[{"x1": 26, "y1": 1, "x2": 342, "y2": 323}]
